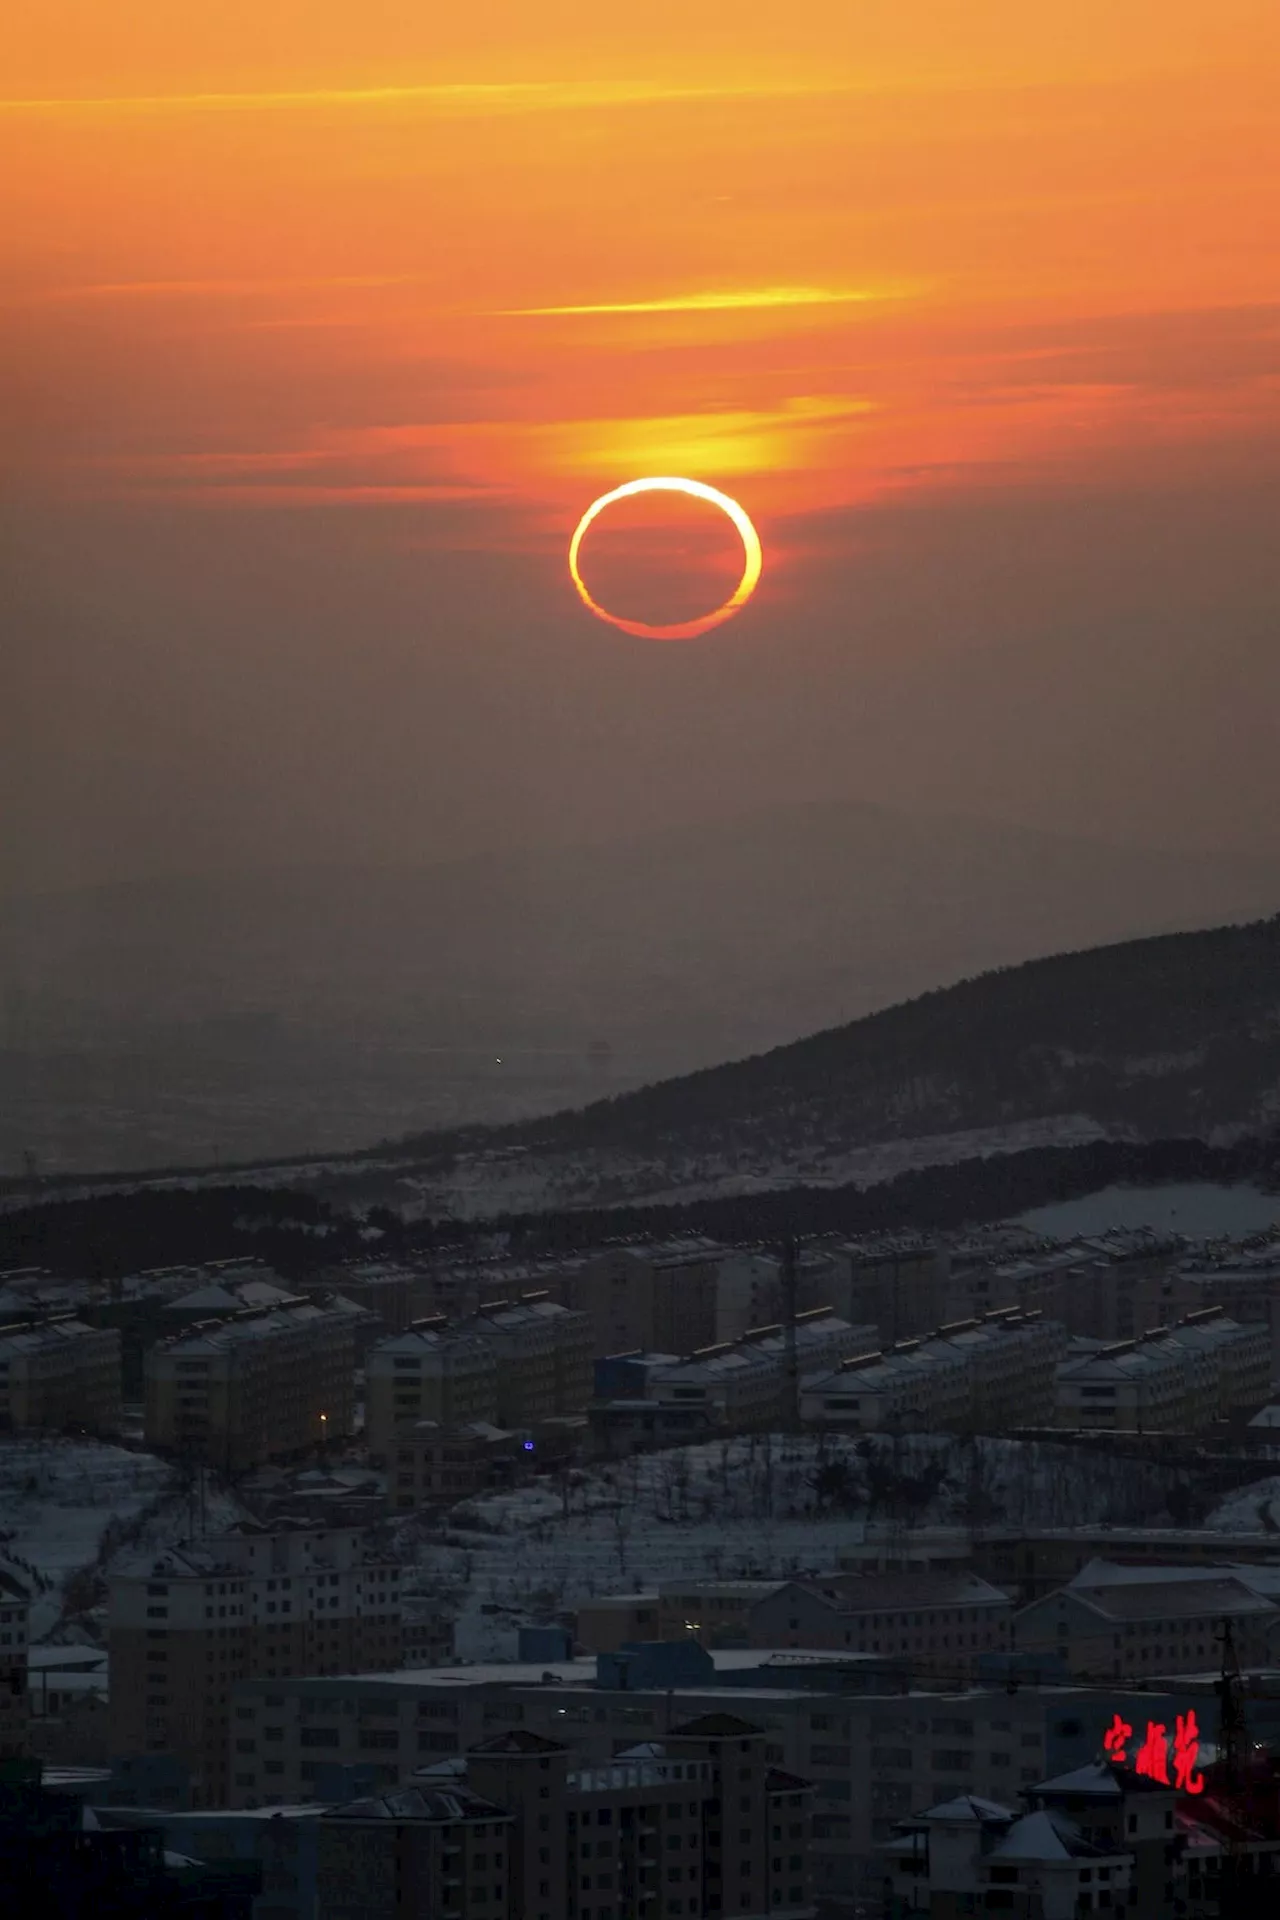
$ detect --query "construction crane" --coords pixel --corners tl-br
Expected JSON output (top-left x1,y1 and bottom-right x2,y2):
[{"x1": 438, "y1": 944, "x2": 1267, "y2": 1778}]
[
  {"x1": 780, "y1": 1231, "x2": 800, "y2": 1433},
  {"x1": 1212, "y1": 1618, "x2": 1262, "y2": 1917}
]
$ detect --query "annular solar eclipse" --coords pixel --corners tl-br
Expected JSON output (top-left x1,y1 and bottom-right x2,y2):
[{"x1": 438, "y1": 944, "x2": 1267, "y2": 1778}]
[{"x1": 568, "y1": 476, "x2": 763, "y2": 640}]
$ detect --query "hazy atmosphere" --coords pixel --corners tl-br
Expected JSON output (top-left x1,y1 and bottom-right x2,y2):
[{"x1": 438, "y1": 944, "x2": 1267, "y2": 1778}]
[
  {"x1": 6, "y1": 14, "x2": 1280, "y2": 1916},
  {"x1": 5, "y1": 4, "x2": 1280, "y2": 1172}
]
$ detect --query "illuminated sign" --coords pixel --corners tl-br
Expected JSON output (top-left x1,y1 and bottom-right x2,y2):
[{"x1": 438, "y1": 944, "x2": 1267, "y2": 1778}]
[{"x1": 1103, "y1": 1712, "x2": 1205, "y2": 1794}]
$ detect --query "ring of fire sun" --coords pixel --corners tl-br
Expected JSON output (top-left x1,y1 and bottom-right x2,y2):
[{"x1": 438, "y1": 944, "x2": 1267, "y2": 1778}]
[{"x1": 568, "y1": 477, "x2": 763, "y2": 641}]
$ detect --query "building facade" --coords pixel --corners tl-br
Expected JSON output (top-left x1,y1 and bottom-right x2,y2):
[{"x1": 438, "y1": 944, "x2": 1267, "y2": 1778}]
[
  {"x1": 0, "y1": 1565, "x2": 31, "y2": 1758},
  {"x1": 748, "y1": 1575, "x2": 1015, "y2": 1678},
  {"x1": 386, "y1": 1420, "x2": 523, "y2": 1512},
  {"x1": 801, "y1": 1310, "x2": 1067, "y2": 1432},
  {"x1": 0, "y1": 1317, "x2": 122, "y2": 1434},
  {"x1": 108, "y1": 1525, "x2": 402, "y2": 1806},
  {"x1": 144, "y1": 1297, "x2": 363, "y2": 1472}
]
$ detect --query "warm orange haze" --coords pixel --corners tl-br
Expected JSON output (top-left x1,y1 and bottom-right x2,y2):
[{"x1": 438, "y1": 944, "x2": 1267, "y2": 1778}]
[{"x1": 3, "y1": 0, "x2": 1280, "y2": 880}]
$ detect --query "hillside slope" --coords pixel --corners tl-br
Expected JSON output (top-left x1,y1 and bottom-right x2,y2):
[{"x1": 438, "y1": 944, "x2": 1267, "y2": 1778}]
[
  {"x1": 372, "y1": 915, "x2": 1280, "y2": 1214},
  {"x1": 4, "y1": 800, "x2": 1280, "y2": 1172}
]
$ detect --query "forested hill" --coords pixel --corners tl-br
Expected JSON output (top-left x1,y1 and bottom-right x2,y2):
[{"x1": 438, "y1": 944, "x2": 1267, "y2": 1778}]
[{"x1": 382, "y1": 915, "x2": 1280, "y2": 1197}]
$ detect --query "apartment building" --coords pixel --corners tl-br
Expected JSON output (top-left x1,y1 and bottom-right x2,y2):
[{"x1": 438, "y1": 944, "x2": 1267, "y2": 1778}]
[
  {"x1": 366, "y1": 1295, "x2": 592, "y2": 1460},
  {"x1": 0, "y1": 1316, "x2": 122, "y2": 1435},
  {"x1": 315, "y1": 1778, "x2": 514, "y2": 1920},
  {"x1": 656, "y1": 1580, "x2": 789, "y2": 1649},
  {"x1": 386, "y1": 1420, "x2": 523, "y2": 1512},
  {"x1": 311, "y1": 1717, "x2": 815, "y2": 1920},
  {"x1": 1160, "y1": 1307, "x2": 1272, "y2": 1417},
  {"x1": 568, "y1": 1241, "x2": 727, "y2": 1358},
  {"x1": 1014, "y1": 1567, "x2": 1280, "y2": 1680},
  {"x1": 365, "y1": 1321, "x2": 499, "y2": 1458},
  {"x1": 109, "y1": 1524, "x2": 402, "y2": 1806},
  {"x1": 617, "y1": 1313, "x2": 877, "y2": 1433},
  {"x1": 748, "y1": 1574, "x2": 1015, "y2": 1677},
  {"x1": 228, "y1": 1657, "x2": 1092, "y2": 1898},
  {"x1": 0, "y1": 1564, "x2": 31, "y2": 1758},
  {"x1": 825, "y1": 1236, "x2": 949, "y2": 1345},
  {"x1": 713, "y1": 1250, "x2": 840, "y2": 1344},
  {"x1": 881, "y1": 1786, "x2": 1134, "y2": 1918},
  {"x1": 298, "y1": 1261, "x2": 416, "y2": 1343},
  {"x1": 472, "y1": 1294, "x2": 594, "y2": 1427},
  {"x1": 801, "y1": 1310, "x2": 1066, "y2": 1432},
  {"x1": 144, "y1": 1296, "x2": 363, "y2": 1472},
  {"x1": 1054, "y1": 1311, "x2": 1270, "y2": 1432}
]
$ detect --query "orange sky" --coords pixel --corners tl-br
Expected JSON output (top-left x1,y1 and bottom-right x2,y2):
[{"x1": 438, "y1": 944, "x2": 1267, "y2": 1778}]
[
  {"x1": 3, "y1": 3, "x2": 1280, "y2": 882},
  {"x1": 5, "y1": 3, "x2": 1278, "y2": 544}
]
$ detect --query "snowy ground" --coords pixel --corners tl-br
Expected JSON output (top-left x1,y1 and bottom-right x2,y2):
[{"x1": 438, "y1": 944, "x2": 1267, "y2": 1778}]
[
  {"x1": 1205, "y1": 1477, "x2": 1280, "y2": 1534},
  {"x1": 0, "y1": 1437, "x2": 246, "y2": 1639},
  {"x1": 397, "y1": 1431, "x2": 1203, "y2": 1660}
]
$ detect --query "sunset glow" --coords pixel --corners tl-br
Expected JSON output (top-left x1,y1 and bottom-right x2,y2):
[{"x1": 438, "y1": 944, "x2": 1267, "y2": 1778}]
[{"x1": 5, "y1": 2, "x2": 1280, "y2": 884}]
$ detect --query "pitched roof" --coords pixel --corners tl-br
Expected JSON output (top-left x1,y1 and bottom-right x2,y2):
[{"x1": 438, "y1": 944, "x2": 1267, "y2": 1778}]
[
  {"x1": 1033, "y1": 1760, "x2": 1173, "y2": 1799},
  {"x1": 1060, "y1": 1577, "x2": 1274, "y2": 1623},
  {"x1": 325, "y1": 1785, "x2": 508, "y2": 1823},
  {"x1": 990, "y1": 1810, "x2": 1106, "y2": 1862},
  {"x1": 467, "y1": 1730, "x2": 568, "y2": 1757},
  {"x1": 923, "y1": 1794, "x2": 1015, "y2": 1824},
  {"x1": 784, "y1": 1571, "x2": 1010, "y2": 1613}
]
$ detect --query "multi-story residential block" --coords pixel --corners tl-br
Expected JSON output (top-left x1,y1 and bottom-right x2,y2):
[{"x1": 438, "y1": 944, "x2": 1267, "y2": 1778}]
[
  {"x1": 713, "y1": 1250, "x2": 840, "y2": 1343},
  {"x1": 1014, "y1": 1566, "x2": 1280, "y2": 1679},
  {"x1": 1158, "y1": 1307, "x2": 1272, "y2": 1417},
  {"x1": 228, "y1": 1658, "x2": 1080, "y2": 1900},
  {"x1": 144, "y1": 1296, "x2": 363, "y2": 1472},
  {"x1": 748, "y1": 1574, "x2": 1015, "y2": 1677},
  {"x1": 1054, "y1": 1311, "x2": 1269, "y2": 1432},
  {"x1": 0, "y1": 1563, "x2": 31, "y2": 1758},
  {"x1": 473, "y1": 1294, "x2": 594, "y2": 1427},
  {"x1": 298, "y1": 1261, "x2": 416, "y2": 1342},
  {"x1": 315, "y1": 1777, "x2": 514, "y2": 1920},
  {"x1": 655, "y1": 1580, "x2": 789, "y2": 1649},
  {"x1": 365, "y1": 1320, "x2": 500, "y2": 1458},
  {"x1": 596, "y1": 1315, "x2": 876, "y2": 1437},
  {"x1": 801, "y1": 1310, "x2": 1065, "y2": 1432},
  {"x1": 312, "y1": 1717, "x2": 815, "y2": 1920},
  {"x1": 366, "y1": 1294, "x2": 592, "y2": 1460},
  {"x1": 108, "y1": 1524, "x2": 402, "y2": 1806},
  {"x1": 386, "y1": 1419, "x2": 523, "y2": 1512},
  {"x1": 825, "y1": 1237, "x2": 949, "y2": 1345},
  {"x1": 567, "y1": 1241, "x2": 728, "y2": 1358},
  {"x1": 0, "y1": 1316, "x2": 122, "y2": 1435},
  {"x1": 881, "y1": 1785, "x2": 1135, "y2": 1917}
]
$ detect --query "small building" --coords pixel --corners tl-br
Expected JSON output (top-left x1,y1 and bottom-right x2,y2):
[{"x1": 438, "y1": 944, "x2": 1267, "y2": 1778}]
[
  {"x1": 748, "y1": 1573, "x2": 1015, "y2": 1677},
  {"x1": 386, "y1": 1420, "x2": 523, "y2": 1512},
  {"x1": 574, "y1": 1593, "x2": 661, "y2": 1655}
]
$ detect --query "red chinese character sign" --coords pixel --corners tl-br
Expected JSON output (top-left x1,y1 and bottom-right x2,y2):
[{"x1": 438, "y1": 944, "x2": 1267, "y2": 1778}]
[
  {"x1": 1173, "y1": 1712, "x2": 1205, "y2": 1794},
  {"x1": 1134, "y1": 1722, "x2": 1170, "y2": 1784},
  {"x1": 1104, "y1": 1712, "x2": 1204, "y2": 1794}
]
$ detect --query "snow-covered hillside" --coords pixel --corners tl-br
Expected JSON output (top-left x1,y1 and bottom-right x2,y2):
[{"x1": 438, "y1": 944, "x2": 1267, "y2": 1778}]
[
  {"x1": 397, "y1": 1433, "x2": 1206, "y2": 1660},
  {"x1": 0, "y1": 1437, "x2": 245, "y2": 1639}
]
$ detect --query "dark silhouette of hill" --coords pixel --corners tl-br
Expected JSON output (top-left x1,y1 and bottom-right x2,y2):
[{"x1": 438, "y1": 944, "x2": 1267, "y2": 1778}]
[
  {"x1": 381, "y1": 915, "x2": 1280, "y2": 1188},
  {"x1": 4, "y1": 798, "x2": 1280, "y2": 1172}
]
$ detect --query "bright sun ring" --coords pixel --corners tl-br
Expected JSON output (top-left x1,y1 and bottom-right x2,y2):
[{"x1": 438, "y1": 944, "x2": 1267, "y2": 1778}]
[{"x1": 568, "y1": 475, "x2": 763, "y2": 640}]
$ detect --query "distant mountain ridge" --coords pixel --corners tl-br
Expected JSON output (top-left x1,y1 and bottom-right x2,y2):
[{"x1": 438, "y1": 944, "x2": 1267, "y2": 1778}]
[
  {"x1": 362, "y1": 915, "x2": 1280, "y2": 1216},
  {"x1": 4, "y1": 800, "x2": 1280, "y2": 1173}
]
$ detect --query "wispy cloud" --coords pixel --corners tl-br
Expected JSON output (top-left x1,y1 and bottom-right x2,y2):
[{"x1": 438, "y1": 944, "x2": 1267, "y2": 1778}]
[
  {"x1": 0, "y1": 78, "x2": 837, "y2": 119},
  {"x1": 503, "y1": 284, "x2": 922, "y2": 317}
]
